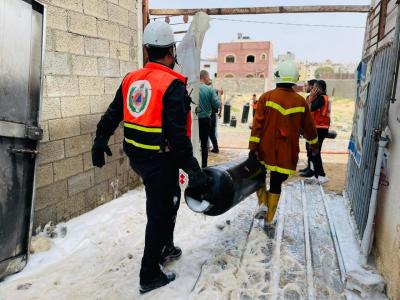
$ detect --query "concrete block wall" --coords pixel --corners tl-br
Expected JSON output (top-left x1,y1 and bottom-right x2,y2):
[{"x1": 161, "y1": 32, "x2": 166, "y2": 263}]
[{"x1": 35, "y1": 0, "x2": 141, "y2": 229}]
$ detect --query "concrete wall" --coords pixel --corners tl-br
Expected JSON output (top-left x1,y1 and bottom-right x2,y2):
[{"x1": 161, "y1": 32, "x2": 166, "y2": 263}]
[
  {"x1": 214, "y1": 78, "x2": 266, "y2": 95},
  {"x1": 374, "y1": 56, "x2": 400, "y2": 300},
  {"x1": 324, "y1": 79, "x2": 356, "y2": 100},
  {"x1": 34, "y1": 0, "x2": 141, "y2": 229}
]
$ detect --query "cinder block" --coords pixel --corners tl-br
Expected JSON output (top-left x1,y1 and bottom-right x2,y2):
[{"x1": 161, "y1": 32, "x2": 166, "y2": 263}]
[
  {"x1": 107, "y1": 0, "x2": 118, "y2": 4},
  {"x1": 84, "y1": 37, "x2": 110, "y2": 58},
  {"x1": 107, "y1": 143, "x2": 124, "y2": 162},
  {"x1": 94, "y1": 160, "x2": 116, "y2": 184},
  {"x1": 56, "y1": 200, "x2": 66, "y2": 221},
  {"x1": 114, "y1": 125, "x2": 124, "y2": 142},
  {"x1": 116, "y1": 156, "x2": 130, "y2": 175},
  {"x1": 40, "y1": 121, "x2": 50, "y2": 142},
  {"x1": 85, "y1": 181, "x2": 109, "y2": 209},
  {"x1": 89, "y1": 94, "x2": 113, "y2": 114},
  {"x1": 61, "y1": 96, "x2": 90, "y2": 117},
  {"x1": 120, "y1": 61, "x2": 137, "y2": 76},
  {"x1": 46, "y1": 5, "x2": 68, "y2": 30},
  {"x1": 80, "y1": 114, "x2": 101, "y2": 134},
  {"x1": 68, "y1": 11, "x2": 97, "y2": 37},
  {"x1": 110, "y1": 41, "x2": 130, "y2": 61},
  {"x1": 45, "y1": 0, "x2": 83, "y2": 12},
  {"x1": 104, "y1": 77, "x2": 121, "y2": 94},
  {"x1": 41, "y1": 97, "x2": 61, "y2": 120},
  {"x1": 36, "y1": 163, "x2": 54, "y2": 188},
  {"x1": 119, "y1": 26, "x2": 136, "y2": 44},
  {"x1": 98, "y1": 57, "x2": 120, "y2": 77},
  {"x1": 128, "y1": 11, "x2": 137, "y2": 29},
  {"x1": 119, "y1": 0, "x2": 136, "y2": 12},
  {"x1": 65, "y1": 192, "x2": 86, "y2": 218},
  {"x1": 97, "y1": 19, "x2": 119, "y2": 41},
  {"x1": 83, "y1": 151, "x2": 94, "y2": 170},
  {"x1": 35, "y1": 179, "x2": 68, "y2": 210},
  {"x1": 79, "y1": 76, "x2": 105, "y2": 96},
  {"x1": 68, "y1": 170, "x2": 94, "y2": 196},
  {"x1": 53, "y1": 30, "x2": 84, "y2": 55},
  {"x1": 46, "y1": 75, "x2": 79, "y2": 97},
  {"x1": 128, "y1": 169, "x2": 141, "y2": 187},
  {"x1": 46, "y1": 30, "x2": 55, "y2": 52},
  {"x1": 71, "y1": 55, "x2": 98, "y2": 76},
  {"x1": 65, "y1": 134, "x2": 92, "y2": 157},
  {"x1": 108, "y1": 3, "x2": 129, "y2": 26},
  {"x1": 38, "y1": 140, "x2": 65, "y2": 164},
  {"x1": 53, "y1": 155, "x2": 84, "y2": 182},
  {"x1": 33, "y1": 206, "x2": 57, "y2": 232},
  {"x1": 49, "y1": 117, "x2": 80, "y2": 140},
  {"x1": 44, "y1": 52, "x2": 71, "y2": 75},
  {"x1": 83, "y1": 0, "x2": 108, "y2": 19}
]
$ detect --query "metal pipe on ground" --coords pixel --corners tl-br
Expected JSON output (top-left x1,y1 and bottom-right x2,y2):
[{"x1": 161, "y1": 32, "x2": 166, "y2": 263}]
[{"x1": 185, "y1": 156, "x2": 265, "y2": 216}]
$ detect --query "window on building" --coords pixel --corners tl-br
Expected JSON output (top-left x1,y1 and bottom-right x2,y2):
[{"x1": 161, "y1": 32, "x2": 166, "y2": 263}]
[
  {"x1": 225, "y1": 74, "x2": 234, "y2": 78},
  {"x1": 225, "y1": 55, "x2": 235, "y2": 63},
  {"x1": 204, "y1": 64, "x2": 211, "y2": 68},
  {"x1": 246, "y1": 55, "x2": 255, "y2": 63},
  {"x1": 260, "y1": 54, "x2": 266, "y2": 61},
  {"x1": 246, "y1": 74, "x2": 254, "y2": 78},
  {"x1": 259, "y1": 74, "x2": 265, "y2": 78}
]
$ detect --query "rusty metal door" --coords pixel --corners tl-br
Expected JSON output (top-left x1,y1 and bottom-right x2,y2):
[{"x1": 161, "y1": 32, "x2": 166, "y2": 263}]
[{"x1": 0, "y1": 0, "x2": 44, "y2": 279}]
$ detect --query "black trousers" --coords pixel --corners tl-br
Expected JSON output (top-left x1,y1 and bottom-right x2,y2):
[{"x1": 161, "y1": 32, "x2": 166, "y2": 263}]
[
  {"x1": 129, "y1": 153, "x2": 180, "y2": 282},
  {"x1": 269, "y1": 171, "x2": 289, "y2": 194},
  {"x1": 307, "y1": 128, "x2": 328, "y2": 177},
  {"x1": 199, "y1": 117, "x2": 211, "y2": 168},
  {"x1": 209, "y1": 113, "x2": 219, "y2": 150}
]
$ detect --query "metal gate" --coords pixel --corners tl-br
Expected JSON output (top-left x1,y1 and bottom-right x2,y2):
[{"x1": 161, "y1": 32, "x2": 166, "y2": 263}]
[
  {"x1": 0, "y1": 0, "x2": 44, "y2": 279},
  {"x1": 346, "y1": 43, "x2": 397, "y2": 239}
]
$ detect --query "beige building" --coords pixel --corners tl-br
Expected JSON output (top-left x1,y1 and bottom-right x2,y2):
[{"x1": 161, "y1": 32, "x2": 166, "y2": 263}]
[{"x1": 34, "y1": 0, "x2": 143, "y2": 229}]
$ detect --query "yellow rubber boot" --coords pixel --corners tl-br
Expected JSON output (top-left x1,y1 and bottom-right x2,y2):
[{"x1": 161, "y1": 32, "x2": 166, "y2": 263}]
[
  {"x1": 255, "y1": 185, "x2": 268, "y2": 219},
  {"x1": 266, "y1": 193, "x2": 280, "y2": 224}
]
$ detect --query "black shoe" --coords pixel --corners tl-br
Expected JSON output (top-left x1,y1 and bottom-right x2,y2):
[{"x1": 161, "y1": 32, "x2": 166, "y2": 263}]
[
  {"x1": 299, "y1": 166, "x2": 310, "y2": 173},
  {"x1": 210, "y1": 148, "x2": 219, "y2": 154},
  {"x1": 139, "y1": 271, "x2": 176, "y2": 294},
  {"x1": 160, "y1": 245, "x2": 182, "y2": 265},
  {"x1": 299, "y1": 169, "x2": 314, "y2": 178}
]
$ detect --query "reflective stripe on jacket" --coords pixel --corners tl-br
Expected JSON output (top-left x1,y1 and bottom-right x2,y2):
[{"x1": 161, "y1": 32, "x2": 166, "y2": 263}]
[{"x1": 121, "y1": 62, "x2": 189, "y2": 151}]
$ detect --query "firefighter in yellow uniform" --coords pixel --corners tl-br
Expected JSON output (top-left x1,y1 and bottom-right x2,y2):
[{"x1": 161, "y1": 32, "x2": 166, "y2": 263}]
[
  {"x1": 92, "y1": 21, "x2": 209, "y2": 293},
  {"x1": 249, "y1": 60, "x2": 319, "y2": 229}
]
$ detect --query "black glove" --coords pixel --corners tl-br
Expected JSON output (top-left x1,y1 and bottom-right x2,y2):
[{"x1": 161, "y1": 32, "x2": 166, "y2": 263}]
[
  {"x1": 188, "y1": 169, "x2": 211, "y2": 190},
  {"x1": 92, "y1": 136, "x2": 112, "y2": 168}
]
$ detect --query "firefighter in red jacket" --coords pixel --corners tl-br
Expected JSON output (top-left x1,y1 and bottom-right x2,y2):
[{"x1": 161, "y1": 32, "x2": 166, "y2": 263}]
[{"x1": 91, "y1": 21, "x2": 208, "y2": 293}]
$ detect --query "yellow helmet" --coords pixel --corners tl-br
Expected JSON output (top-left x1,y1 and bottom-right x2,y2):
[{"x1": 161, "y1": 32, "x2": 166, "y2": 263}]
[{"x1": 274, "y1": 60, "x2": 300, "y2": 84}]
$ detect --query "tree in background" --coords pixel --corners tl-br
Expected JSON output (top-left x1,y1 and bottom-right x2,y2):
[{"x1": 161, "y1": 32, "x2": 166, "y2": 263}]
[{"x1": 315, "y1": 66, "x2": 335, "y2": 79}]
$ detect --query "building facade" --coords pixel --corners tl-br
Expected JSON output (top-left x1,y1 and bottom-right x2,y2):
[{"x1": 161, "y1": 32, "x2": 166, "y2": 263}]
[
  {"x1": 200, "y1": 57, "x2": 218, "y2": 79},
  {"x1": 217, "y1": 40, "x2": 273, "y2": 79}
]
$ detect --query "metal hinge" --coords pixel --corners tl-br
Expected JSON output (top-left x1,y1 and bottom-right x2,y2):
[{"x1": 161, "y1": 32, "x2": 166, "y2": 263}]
[
  {"x1": 9, "y1": 148, "x2": 39, "y2": 156},
  {"x1": 25, "y1": 125, "x2": 43, "y2": 140}
]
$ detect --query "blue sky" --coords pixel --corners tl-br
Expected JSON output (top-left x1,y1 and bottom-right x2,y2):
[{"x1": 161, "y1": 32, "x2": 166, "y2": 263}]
[{"x1": 149, "y1": 0, "x2": 370, "y2": 63}]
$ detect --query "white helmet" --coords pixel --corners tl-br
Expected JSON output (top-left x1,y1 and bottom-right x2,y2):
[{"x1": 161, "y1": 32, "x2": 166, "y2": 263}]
[
  {"x1": 143, "y1": 21, "x2": 175, "y2": 48},
  {"x1": 274, "y1": 60, "x2": 300, "y2": 84}
]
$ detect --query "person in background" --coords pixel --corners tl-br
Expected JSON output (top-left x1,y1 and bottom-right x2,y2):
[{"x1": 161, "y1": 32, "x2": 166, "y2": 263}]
[
  {"x1": 208, "y1": 88, "x2": 223, "y2": 154},
  {"x1": 299, "y1": 79, "x2": 317, "y2": 174},
  {"x1": 300, "y1": 80, "x2": 330, "y2": 184},
  {"x1": 249, "y1": 60, "x2": 319, "y2": 231},
  {"x1": 251, "y1": 94, "x2": 258, "y2": 117},
  {"x1": 199, "y1": 70, "x2": 220, "y2": 167}
]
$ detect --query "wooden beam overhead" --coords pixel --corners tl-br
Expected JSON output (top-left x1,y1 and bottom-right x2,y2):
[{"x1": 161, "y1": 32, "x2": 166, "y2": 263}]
[{"x1": 149, "y1": 5, "x2": 371, "y2": 16}]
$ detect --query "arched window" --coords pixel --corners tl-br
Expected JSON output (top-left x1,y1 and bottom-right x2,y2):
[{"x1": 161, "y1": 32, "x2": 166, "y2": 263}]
[
  {"x1": 225, "y1": 74, "x2": 234, "y2": 78},
  {"x1": 260, "y1": 53, "x2": 267, "y2": 61},
  {"x1": 246, "y1": 74, "x2": 254, "y2": 78},
  {"x1": 225, "y1": 55, "x2": 235, "y2": 63},
  {"x1": 259, "y1": 73, "x2": 265, "y2": 78},
  {"x1": 246, "y1": 55, "x2": 255, "y2": 63}
]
